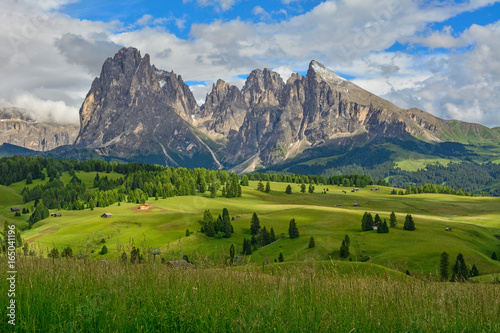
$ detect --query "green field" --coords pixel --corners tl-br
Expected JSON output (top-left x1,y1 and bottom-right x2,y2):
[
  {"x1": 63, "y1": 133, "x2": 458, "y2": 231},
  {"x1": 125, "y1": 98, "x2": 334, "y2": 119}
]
[
  {"x1": 2, "y1": 172, "x2": 500, "y2": 332},
  {"x1": 2, "y1": 175, "x2": 500, "y2": 278}
]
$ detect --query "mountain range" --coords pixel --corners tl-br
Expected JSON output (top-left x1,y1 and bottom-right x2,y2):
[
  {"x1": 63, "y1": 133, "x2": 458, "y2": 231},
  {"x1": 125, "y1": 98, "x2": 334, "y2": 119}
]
[{"x1": 1, "y1": 47, "x2": 500, "y2": 173}]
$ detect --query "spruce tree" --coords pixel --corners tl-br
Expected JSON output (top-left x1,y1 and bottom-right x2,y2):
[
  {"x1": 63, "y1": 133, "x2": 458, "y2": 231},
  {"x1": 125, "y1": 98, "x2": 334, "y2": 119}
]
[
  {"x1": 374, "y1": 214, "x2": 382, "y2": 225},
  {"x1": 361, "y1": 212, "x2": 374, "y2": 231},
  {"x1": 389, "y1": 211, "x2": 397, "y2": 227},
  {"x1": 229, "y1": 244, "x2": 235, "y2": 261},
  {"x1": 250, "y1": 212, "x2": 261, "y2": 235},
  {"x1": 452, "y1": 253, "x2": 468, "y2": 281},
  {"x1": 26, "y1": 172, "x2": 33, "y2": 185},
  {"x1": 206, "y1": 221, "x2": 216, "y2": 237},
  {"x1": 470, "y1": 264, "x2": 479, "y2": 278},
  {"x1": 300, "y1": 184, "x2": 306, "y2": 193},
  {"x1": 440, "y1": 252, "x2": 449, "y2": 281},
  {"x1": 340, "y1": 240, "x2": 349, "y2": 258},
  {"x1": 260, "y1": 226, "x2": 271, "y2": 246},
  {"x1": 285, "y1": 185, "x2": 292, "y2": 194},
  {"x1": 265, "y1": 181, "x2": 271, "y2": 193},
  {"x1": 288, "y1": 218, "x2": 299, "y2": 239},
  {"x1": 492, "y1": 251, "x2": 498, "y2": 261},
  {"x1": 308, "y1": 184, "x2": 315, "y2": 193},
  {"x1": 308, "y1": 236, "x2": 315, "y2": 248},
  {"x1": 270, "y1": 228, "x2": 276, "y2": 242},
  {"x1": 99, "y1": 245, "x2": 108, "y2": 255},
  {"x1": 278, "y1": 252, "x2": 284, "y2": 262},
  {"x1": 344, "y1": 234, "x2": 350, "y2": 247},
  {"x1": 403, "y1": 214, "x2": 416, "y2": 231}
]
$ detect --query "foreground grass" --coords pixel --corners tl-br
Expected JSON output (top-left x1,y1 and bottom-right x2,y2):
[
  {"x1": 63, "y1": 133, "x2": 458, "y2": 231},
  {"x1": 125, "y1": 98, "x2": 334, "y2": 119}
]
[{"x1": 2, "y1": 256, "x2": 500, "y2": 332}]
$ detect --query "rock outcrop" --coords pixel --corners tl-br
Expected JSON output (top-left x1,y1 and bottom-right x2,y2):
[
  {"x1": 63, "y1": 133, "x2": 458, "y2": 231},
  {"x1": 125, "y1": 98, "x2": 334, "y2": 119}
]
[{"x1": 0, "y1": 108, "x2": 78, "y2": 151}]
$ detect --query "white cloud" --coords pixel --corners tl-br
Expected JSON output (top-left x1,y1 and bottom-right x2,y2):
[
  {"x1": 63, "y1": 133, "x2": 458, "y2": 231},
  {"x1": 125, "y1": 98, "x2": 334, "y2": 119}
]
[
  {"x1": 1, "y1": 0, "x2": 500, "y2": 127},
  {"x1": 0, "y1": 94, "x2": 79, "y2": 124}
]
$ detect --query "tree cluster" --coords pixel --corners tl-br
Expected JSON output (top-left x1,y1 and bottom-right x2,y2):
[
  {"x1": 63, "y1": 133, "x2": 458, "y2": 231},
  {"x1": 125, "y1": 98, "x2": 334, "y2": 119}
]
[{"x1": 200, "y1": 208, "x2": 233, "y2": 238}]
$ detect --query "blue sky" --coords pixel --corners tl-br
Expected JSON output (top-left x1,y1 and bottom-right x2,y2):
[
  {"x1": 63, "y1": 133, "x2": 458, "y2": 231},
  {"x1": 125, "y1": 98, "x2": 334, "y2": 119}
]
[{"x1": 0, "y1": 0, "x2": 499, "y2": 126}]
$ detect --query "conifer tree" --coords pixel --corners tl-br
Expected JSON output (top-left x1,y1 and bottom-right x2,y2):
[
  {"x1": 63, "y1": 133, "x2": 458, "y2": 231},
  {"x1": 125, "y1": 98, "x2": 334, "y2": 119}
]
[
  {"x1": 469, "y1": 264, "x2": 479, "y2": 278},
  {"x1": 340, "y1": 240, "x2": 349, "y2": 258},
  {"x1": 308, "y1": 184, "x2": 315, "y2": 193},
  {"x1": 285, "y1": 185, "x2": 292, "y2": 194},
  {"x1": 206, "y1": 221, "x2": 216, "y2": 237},
  {"x1": 452, "y1": 253, "x2": 468, "y2": 281},
  {"x1": 229, "y1": 244, "x2": 235, "y2": 261},
  {"x1": 492, "y1": 251, "x2": 498, "y2": 261},
  {"x1": 270, "y1": 228, "x2": 276, "y2": 242},
  {"x1": 260, "y1": 226, "x2": 271, "y2": 246},
  {"x1": 99, "y1": 245, "x2": 108, "y2": 255},
  {"x1": 403, "y1": 214, "x2": 416, "y2": 231},
  {"x1": 300, "y1": 184, "x2": 306, "y2": 193},
  {"x1": 440, "y1": 252, "x2": 449, "y2": 281},
  {"x1": 389, "y1": 211, "x2": 397, "y2": 227},
  {"x1": 242, "y1": 238, "x2": 252, "y2": 255},
  {"x1": 288, "y1": 218, "x2": 299, "y2": 239},
  {"x1": 361, "y1": 212, "x2": 374, "y2": 231},
  {"x1": 265, "y1": 181, "x2": 271, "y2": 193},
  {"x1": 374, "y1": 214, "x2": 382, "y2": 225},
  {"x1": 250, "y1": 212, "x2": 261, "y2": 235},
  {"x1": 308, "y1": 236, "x2": 315, "y2": 248},
  {"x1": 278, "y1": 252, "x2": 284, "y2": 262},
  {"x1": 26, "y1": 172, "x2": 33, "y2": 185}
]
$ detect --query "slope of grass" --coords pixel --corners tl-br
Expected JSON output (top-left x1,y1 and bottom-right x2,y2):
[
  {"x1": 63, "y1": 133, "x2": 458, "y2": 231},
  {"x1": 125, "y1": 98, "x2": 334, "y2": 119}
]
[{"x1": 2, "y1": 176, "x2": 500, "y2": 279}]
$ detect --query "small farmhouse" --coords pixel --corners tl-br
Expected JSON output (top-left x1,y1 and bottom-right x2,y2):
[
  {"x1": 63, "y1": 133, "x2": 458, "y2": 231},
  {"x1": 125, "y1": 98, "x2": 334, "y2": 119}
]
[
  {"x1": 50, "y1": 213, "x2": 62, "y2": 217},
  {"x1": 445, "y1": 227, "x2": 452, "y2": 231},
  {"x1": 335, "y1": 204, "x2": 344, "y2": 207},
  {"x1": 351, "y1": 188, "x2": 359, "y2": 192},
  {"x1": 371, "y1": 188, "x2": 380, "y2": 191},
  {"x1": 139, "y1": 203, "x2": 150, "y2": 210},
  {"x1": 10, "y1": 208, "x2": 20, "y2": 212},
  {"x1": 353, "y1": 203, "x2": 361, "y2": 207},
  {"x1": 101, "y1": 213, "x2": 112, "y2": 218}
]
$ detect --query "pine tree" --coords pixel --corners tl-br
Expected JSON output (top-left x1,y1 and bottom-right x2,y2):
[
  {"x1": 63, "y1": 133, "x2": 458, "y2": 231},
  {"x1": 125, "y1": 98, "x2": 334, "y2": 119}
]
[
  {"x1": 265, "y1": 181, "x2": 271, "y2": 193},
  {"x1": 440, "y1": 252, "x2": 449, "y2": 281},
  {"x1": 403, "y1": 214, "x2": 416, "y2": 231},
  {"x1": 99, "y1": 245, "x2": 108, "y2": 255},
  {"x1": 270, "y1": 228, "x2": 276, "y2": 242},
  {"x1": 26, "y1": 172, "x2": 33, "y2": 185},
  {"x1": 260, "y1": 226, "x2": 271, "y2": 246},
  {"x1": 250, "y1": 212, "x2": 261, "y2": 235},
  {"x1": 206, "y1": 221, "x2": 216, "y2": 237},
  {"x1": 278, "y1": 252, "x2": 284, "y2": 262},
  {"x1": 389, "y1": 211, "x2": 397, "y2": 227},
  {"x1": 492, "y1": 251, "x2": 498, "y2": 261},
  {"x1": 374, "y1": 214, "x2": 382, "y2": 225},
  {"x1": 361, "y1": 212, "x2": 374, "y2": 231},
  {"x1": 377, "y1": 220, "x2": 389, "y2": 233},
  {"x1": 285, "y1": 185, "x2": 292, "y2": 194},
  {"x1": 185, "y1": 229, "x2": 190, "y2": 237},
  {"x1": 300, "y1": 184, "x2": 306, "y2": 193},
  {"x1": 308, "y1": 236, "x2": 315, "y2": 248},
  {"x1": 242, "y1": 238, "x2": 252, "y2": 255},
  {"x1": 288, "y1": 218, "x2": 299, "y2": 239},
  {"x1": 340, "y1": 240, "x2": 349, "y2": 258},
  {"x1": 222, "y1": 208, "x2": 232, "y2": 238},
  {"x1": 229, "y1": 244, "x2": 235, "y2": 261},
  {"x1": 469, "y1": 264, "x2": 479, "y2": 278},
  {"x1": 308, "y1": 184, "x2": 315, "y2": 193},
  {"x1": 240, "y1": 175, "x2": 249, "y2": 186},
  {"x1": 452, "y1": 253, "x2": 468, "y2": 281},
  {"x1": 344, "y1": 234, "x2": 350, "y2": 247}
]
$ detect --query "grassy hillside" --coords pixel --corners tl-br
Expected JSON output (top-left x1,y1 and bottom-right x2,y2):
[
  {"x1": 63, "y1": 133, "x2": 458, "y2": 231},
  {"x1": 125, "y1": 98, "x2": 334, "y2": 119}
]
[{"x1": 2, "y1": 173, "x2": 500, "y2": 279}]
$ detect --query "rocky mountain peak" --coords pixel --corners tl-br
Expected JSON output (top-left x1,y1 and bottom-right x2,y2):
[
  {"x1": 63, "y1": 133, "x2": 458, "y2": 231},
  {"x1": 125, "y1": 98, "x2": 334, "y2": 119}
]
[
  {"x1": 242, "y1": 68, "x2": 285, "y2": 107},
  {"x1": 308, "y1": 60, "x2": 349, "y2": 86}
]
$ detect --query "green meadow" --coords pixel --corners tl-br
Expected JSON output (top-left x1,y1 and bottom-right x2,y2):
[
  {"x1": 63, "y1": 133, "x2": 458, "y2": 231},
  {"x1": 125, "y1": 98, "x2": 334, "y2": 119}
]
[
  {"x1": 2, "y1": 172, "x2": 500, "y2": 332},
  {"x1": 2, "y1": 174, "x2": 500, "y2": 278}
]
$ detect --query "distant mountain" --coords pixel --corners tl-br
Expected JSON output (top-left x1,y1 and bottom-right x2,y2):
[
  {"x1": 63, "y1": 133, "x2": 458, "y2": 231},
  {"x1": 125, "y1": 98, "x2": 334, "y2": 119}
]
[
  {"x1": 0, "y1": 108, "x2": 79, "y2": 151},
  {"x1": 2, "y1": 47, "x2": 498, "y2": 172}
]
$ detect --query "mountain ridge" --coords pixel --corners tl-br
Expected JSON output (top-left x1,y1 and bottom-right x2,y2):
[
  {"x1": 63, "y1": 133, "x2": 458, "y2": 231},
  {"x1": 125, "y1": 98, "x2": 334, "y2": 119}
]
[{"x1": 1, "y1": 46, "x2": 499, "y2": 172}]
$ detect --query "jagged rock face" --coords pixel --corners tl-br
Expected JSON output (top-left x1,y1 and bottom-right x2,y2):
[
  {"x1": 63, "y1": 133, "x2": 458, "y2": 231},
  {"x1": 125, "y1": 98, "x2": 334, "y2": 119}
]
[
  {"x1": 73, "y1": 48, "x2": 498, "y2": 171},
  {"x1": 197, "y1": 80, "x2": 247, "y2": 138},
  {"x1": 0, "y1": 108, "x2": 78, "y2": 151},
  {"x1": 74, "y1": 47, "x2": 221, "y2": 168}
]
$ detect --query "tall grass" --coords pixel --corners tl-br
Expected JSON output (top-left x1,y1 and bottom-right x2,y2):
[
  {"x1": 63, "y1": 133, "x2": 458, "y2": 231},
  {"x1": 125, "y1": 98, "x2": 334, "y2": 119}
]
[{"x1": 2, "y1": 256, "x2": 500, "y2": 332}]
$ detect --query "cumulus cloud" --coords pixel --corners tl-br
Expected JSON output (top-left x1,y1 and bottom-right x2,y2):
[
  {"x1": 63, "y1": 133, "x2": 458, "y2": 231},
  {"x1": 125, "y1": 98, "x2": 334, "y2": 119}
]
[
  {"x1": 0, "y1": 94, "x2": 79, "y2": 124},
  {"x1": 1, "y1": 0, "x2": 500, "y2": 127}
]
